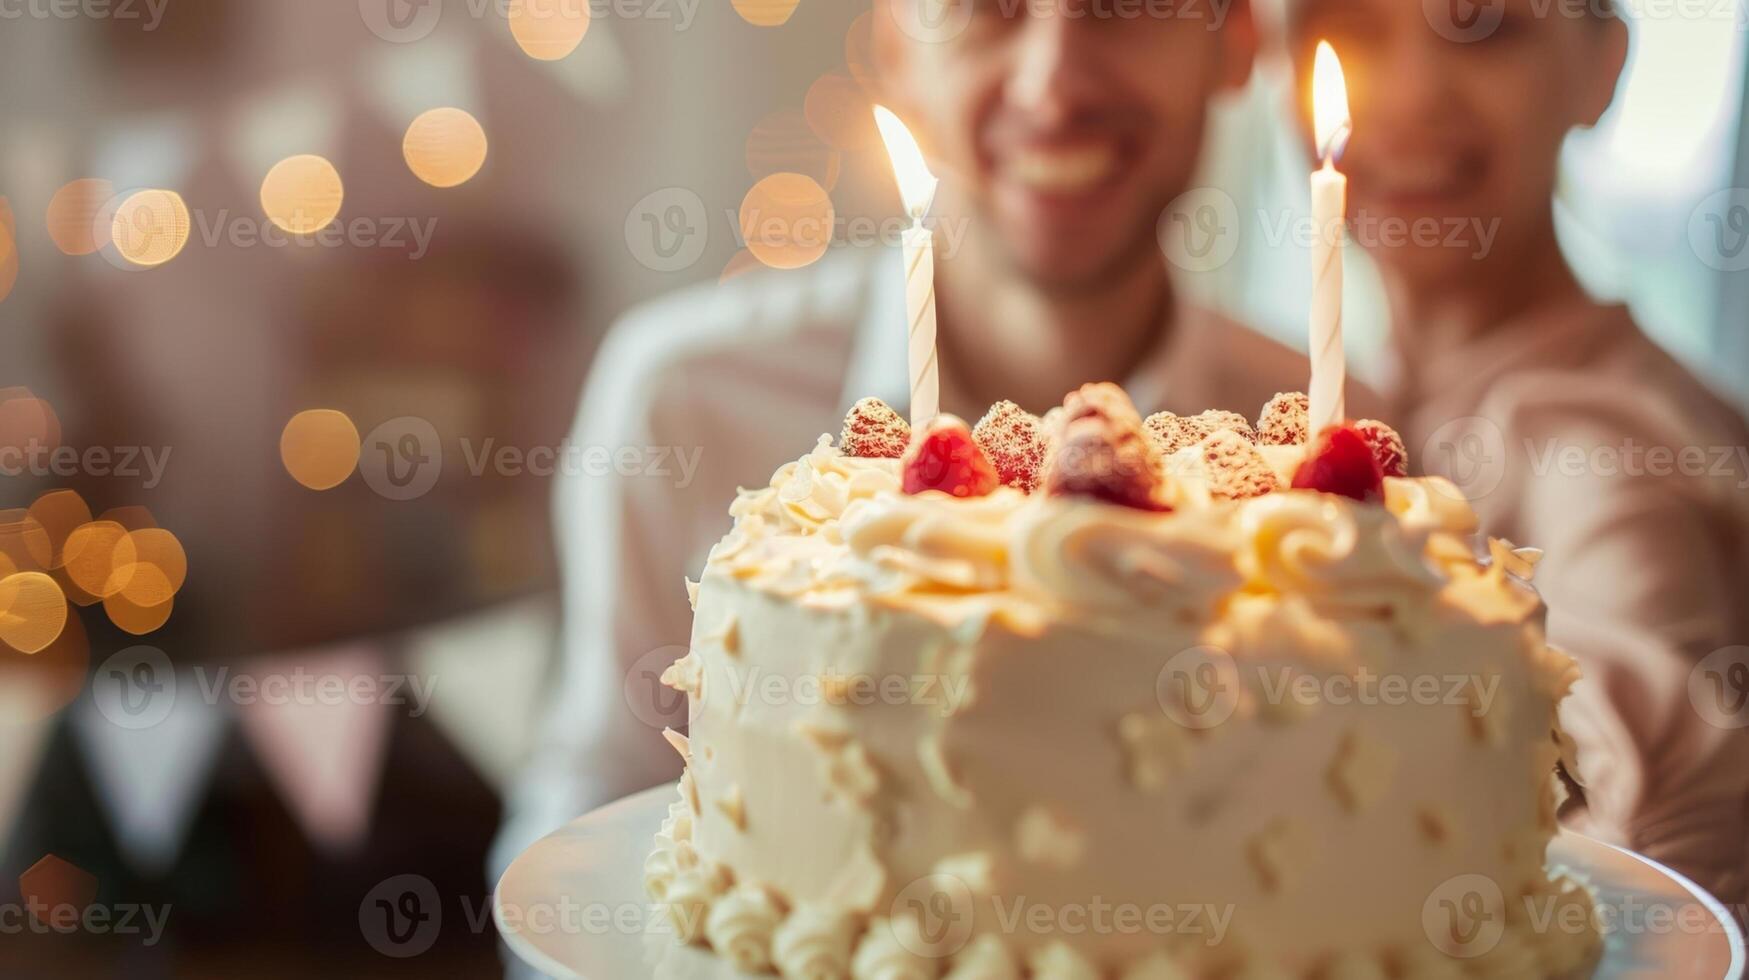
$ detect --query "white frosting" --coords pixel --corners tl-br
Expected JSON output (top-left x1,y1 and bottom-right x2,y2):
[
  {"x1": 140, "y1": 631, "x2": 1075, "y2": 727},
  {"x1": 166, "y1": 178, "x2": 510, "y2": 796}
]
[
  {"x1": 648, "y1": 435, "x2": 1596, "y2": 979},
  {"x1": 705, "y1": 884, "x2": 786, "y2": 974},
  {"x1": 772, "y1": 905, "x2": 858, "y2": 980}
]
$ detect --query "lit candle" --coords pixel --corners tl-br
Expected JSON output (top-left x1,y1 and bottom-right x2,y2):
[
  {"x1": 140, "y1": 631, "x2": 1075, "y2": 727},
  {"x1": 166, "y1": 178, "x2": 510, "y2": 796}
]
[
  {"x1": 1309, "y1": 41, "x2": 1351, "y2": 435},
  {"x1": 873, "y1": 105, "x2": 942, "y2": 426}
]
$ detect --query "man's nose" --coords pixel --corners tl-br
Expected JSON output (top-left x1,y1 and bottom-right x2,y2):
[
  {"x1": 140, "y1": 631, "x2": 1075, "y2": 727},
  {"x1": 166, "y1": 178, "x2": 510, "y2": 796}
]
[{"x1": 1005, "y1": 12, "x2": 1106, "y2": 127}]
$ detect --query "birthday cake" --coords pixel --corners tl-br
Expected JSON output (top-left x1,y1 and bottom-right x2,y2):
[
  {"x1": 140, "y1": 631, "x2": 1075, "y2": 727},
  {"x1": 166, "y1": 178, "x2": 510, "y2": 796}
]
[{"x1": 644, "y1": 384, "x2": 1599, "y2": 979}]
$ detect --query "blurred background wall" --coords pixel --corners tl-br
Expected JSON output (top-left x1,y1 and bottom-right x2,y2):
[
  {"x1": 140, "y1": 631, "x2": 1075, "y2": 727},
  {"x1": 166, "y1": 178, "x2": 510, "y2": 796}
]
[{"x1": 0, "y1": 0, "x2": 1745, "y2": 977}]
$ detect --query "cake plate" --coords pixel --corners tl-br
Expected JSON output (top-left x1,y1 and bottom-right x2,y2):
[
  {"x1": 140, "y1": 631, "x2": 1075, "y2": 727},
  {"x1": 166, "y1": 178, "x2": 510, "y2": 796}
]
[{"x1": 497, "y1": 787, "x2": 1745, "y2": 980}]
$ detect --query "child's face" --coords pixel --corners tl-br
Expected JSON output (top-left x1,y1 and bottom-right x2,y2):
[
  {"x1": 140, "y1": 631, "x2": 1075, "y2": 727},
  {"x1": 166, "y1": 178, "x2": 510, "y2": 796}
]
[
  {"x1": 874, "y1": 0, "x2": 1255, "y2": 291},
  {"x1": 1286, "y1": 0, "x2": 1624, "y2": 286}
]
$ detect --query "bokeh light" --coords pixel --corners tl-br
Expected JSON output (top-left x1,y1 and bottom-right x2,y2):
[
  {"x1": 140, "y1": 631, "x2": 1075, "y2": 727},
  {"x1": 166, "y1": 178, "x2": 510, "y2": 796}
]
[
  {"x1": 45, "y1": 179, "x2": 115, "y2": 256},
  {"x1": 25, "y1": 490, "x2": 92, "y2": 570},
  {"x1": 0, "y1": 511, "x2": 50, "y2": 573},
  {"x1": 113, "y1": 528, "x2": 188, "y2": 601},
  {"x1": 0, "y1": 388, "x2": 63, "y2": 455},
  {"x1": 110, "y1": 189, "x2": 192, "y2": 267},
  {"x1": 103, "y1": 565, "x2": 173, "y2": 635},
  {"x1": 845, "y1": 11, "x2": 879, "y2": 90},
  {"x1": 18, "y1": 855, "x2": 98, "y2": 920},
  {"x1": 804, "y1": 70, "x2": 877, "y2": 151},
  {"x1": 507, "y1": 0, "x2": 589, "y2": 61},
  {"x1": 746, "y1": 108, "x2": 841, "y2": 191},
  {"x1": 281, "y1": 409, "x2": 361, "y2": 491},
  {"x1": 0, "y1": 572, "x2": 68, "y2": 655},
  {"x1": 0, "y1": 198, "x2": 18, "y2": 302},
  {"x1": 731, "y1": 0, "x2": 800, "y2": 27},
  {"x1": 260, "y1": 155, "x2": 345, "y2": 235},
  {"x1": 404, "y1": 108, "x2": 490, "y2": 188},
  {"x1": 63, "y1": 522, "x2": 137, "y2": 599},
  {"x1": 739, "y1": 173, "x2": 835, "y2": 271}
]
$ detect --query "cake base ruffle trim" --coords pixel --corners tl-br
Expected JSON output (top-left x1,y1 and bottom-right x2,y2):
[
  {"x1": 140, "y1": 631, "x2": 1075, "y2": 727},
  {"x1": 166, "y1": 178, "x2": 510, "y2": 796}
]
[{"x1": 642, "y1": 783, "x2": 1601, "y2": 980}]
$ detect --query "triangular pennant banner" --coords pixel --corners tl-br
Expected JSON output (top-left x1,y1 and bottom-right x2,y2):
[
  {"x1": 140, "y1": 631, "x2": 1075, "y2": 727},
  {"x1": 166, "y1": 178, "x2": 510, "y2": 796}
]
[
  {"x1": 407, "y1": 598, "x2": 553, "y2": 791},
  {"x1": 234, "y1": 644, "x2": 393, "y2": 856},
  {"x1": 71, "y1": 659, "x2": 229, "y2": 876}
]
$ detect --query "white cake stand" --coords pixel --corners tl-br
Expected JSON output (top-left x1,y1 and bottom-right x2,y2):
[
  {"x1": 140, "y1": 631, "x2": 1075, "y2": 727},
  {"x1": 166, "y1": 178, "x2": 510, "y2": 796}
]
[{"x1": 497, "y1": 787, "x2": 1745, "y2": 980}]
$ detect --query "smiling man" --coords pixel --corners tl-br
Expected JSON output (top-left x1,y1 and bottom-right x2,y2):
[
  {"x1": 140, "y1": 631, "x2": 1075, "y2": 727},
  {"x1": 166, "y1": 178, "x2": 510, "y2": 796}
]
[{"x1": 494, "y1": 0, "x2": 1353, "y2": 896}]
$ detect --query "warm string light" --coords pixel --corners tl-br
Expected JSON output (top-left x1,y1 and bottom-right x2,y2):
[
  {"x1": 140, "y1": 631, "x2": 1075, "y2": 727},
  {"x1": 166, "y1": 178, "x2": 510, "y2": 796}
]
[
  {"x1": 731, "y1": 0, "x2": 800, "y2": 27},
  {"x1": 508, "y1": 0, "x2": 590, "y2": 60},
  {"x1": 404, "y1": 108, "x2": 490, "y2": 188},
  {"x1": 738, "y1": 173, "x2": 835, "y2": 271},
  {"x1": 260, "y1": 155, "x2": 345, "y2": 236},
  {"x1": 281, "y1": 409, "x2": 362, "y2": 491},
  {"x1": 110, "y1": 189, "x2": 192, "y2": 267}
]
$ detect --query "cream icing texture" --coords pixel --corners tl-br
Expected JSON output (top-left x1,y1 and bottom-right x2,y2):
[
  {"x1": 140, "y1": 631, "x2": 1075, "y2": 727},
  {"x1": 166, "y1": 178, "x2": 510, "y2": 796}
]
[{"x1": 648, "y1": 435, "x2": 1600, "y2": 980}]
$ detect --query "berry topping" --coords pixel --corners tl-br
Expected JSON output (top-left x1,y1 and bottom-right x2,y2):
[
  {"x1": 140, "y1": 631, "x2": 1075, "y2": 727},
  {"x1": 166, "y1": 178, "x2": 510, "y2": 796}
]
[
  {"x1": 1145, "y1": 409, "x2": 1257, "y2": 457},
  {"x1": 1044, "y1": 389, "x2": 1168, "y2": 511},
  {"x1": 1062, "y1": 382, "x2": 1144, "y2": 428},
  {"x1": 1198, "y1": 410, "x2": 1258, "y2": 444},
  {"x1": 1353, "y1": 419, "x2": 1409, "y2": 478},
  {"x1": 1143, "y1": 412, "x2": 1200, "y2": 457},
  {"x1": 973, "y1": 400, "x2": 1048, "y2": 493},
  {"x1": 1197, "y1": 430, "x2": 1279, "y2": 500},
  {"x1": 841, "y1": 397, "x2": 912, "y2": 459},
  {"x1": 1257, "y1": 392, "x2": 1310, "y2": 446},
  {"x1": 1291, "y1": 424, "x2": 1385, "y2": 502},
  {"x1": 901, "y1": 416, "x2": 1000, "y2": 498}
]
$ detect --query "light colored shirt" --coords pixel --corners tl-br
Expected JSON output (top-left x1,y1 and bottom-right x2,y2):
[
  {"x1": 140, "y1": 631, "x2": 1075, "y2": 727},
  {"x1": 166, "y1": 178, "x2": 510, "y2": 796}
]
[
  {"x1": 1388, "y1": 301, "x2": 1749, "y2": 911},
  {"x1": 492, "y1": 249, "x2": 1329, "y2": 875}
]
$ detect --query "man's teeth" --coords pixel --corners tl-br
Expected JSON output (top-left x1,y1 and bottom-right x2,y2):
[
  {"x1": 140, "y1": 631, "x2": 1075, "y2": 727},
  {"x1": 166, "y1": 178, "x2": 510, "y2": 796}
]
[{"x1": 1005, "y1": 146, "x2": 1117, "y2": 193}]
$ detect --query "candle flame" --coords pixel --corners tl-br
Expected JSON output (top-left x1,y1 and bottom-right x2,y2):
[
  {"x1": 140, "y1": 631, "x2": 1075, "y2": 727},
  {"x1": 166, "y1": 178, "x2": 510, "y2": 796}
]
[
  {"x1": 872, "y1": 105, "x2": 938, "y2": 220},
  {"x1": 1312, "y1": 41, "x2": 1351, "y2": 164}
]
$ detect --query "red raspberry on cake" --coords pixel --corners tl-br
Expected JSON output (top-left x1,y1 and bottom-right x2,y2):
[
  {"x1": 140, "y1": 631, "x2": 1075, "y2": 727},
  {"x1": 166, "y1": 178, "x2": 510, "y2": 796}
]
[
  {"x1": 1044, "y1": 388, "x2": 1168, "y2": 511},
  {"x1": 1353, "y1": 419, "x2": 1409, "y2": 478},
  {"x1": 1198, "y1": 430, "x2": 1279, "y2": 500},
  {"x1": 1258, "y1": 392, "x2": 1310, "y2": 446},
  {"x1": 841, "y1": 397, "x2": 911, "y2": 459},
  {"x1": 1291, "y1": 423, "x2": 1385, "y2": 503},
  {"x1": 902, "y1": 416, "x2": 1000, "y2": 498},
  {"x1": 973, "y1": 400, "x2": 1047, "y2": 493}
]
